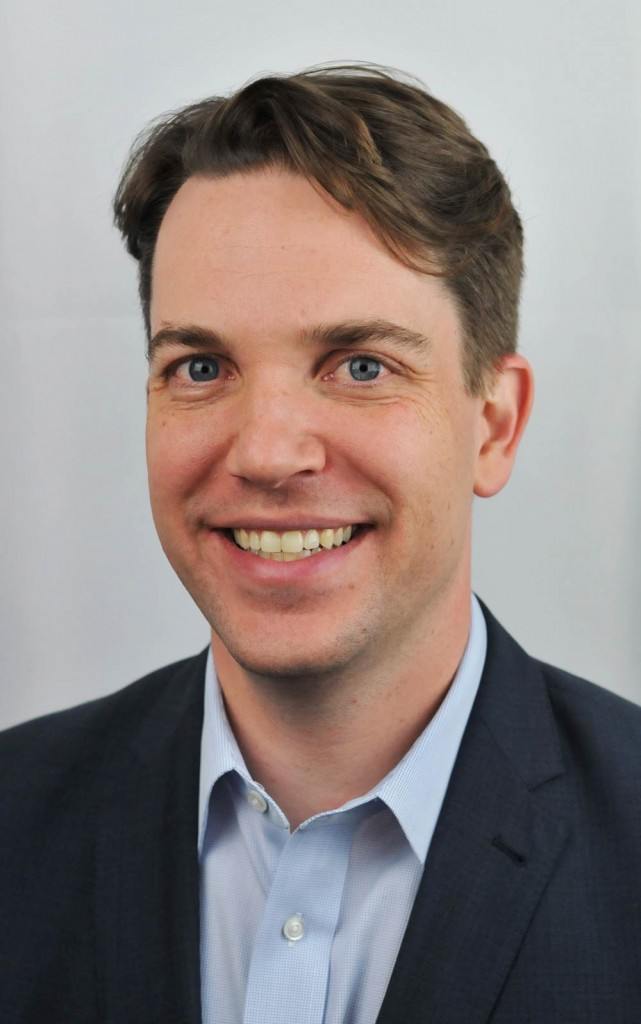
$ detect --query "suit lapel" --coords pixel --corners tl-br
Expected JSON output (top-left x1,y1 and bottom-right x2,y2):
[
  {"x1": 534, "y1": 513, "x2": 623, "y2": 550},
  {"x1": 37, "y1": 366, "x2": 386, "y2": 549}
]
[
  {"x1": 376, "y1": 600, "x2": 571, "y2": 1024},
  {"x1": 94, "y1": 649, "x2": 208, "y2": 1024}
]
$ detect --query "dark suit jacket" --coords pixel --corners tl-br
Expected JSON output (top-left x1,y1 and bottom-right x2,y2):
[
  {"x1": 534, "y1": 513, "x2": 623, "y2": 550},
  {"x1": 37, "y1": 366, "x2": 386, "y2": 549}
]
[{"x1": 2, "y1": 597, "x2": 641, "y2": 1023}]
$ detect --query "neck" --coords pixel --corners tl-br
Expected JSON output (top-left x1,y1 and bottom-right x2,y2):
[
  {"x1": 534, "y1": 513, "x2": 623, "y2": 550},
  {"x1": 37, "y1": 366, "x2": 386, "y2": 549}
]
[{"x1": 211, "y1": 586, "x2": 472, "y2": 831}]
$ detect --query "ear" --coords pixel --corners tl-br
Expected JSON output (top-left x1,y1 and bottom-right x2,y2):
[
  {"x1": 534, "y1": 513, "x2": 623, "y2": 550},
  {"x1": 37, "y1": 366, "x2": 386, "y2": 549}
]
[{"x1": 473, "y1": 354, "x2": 535, "y2": 498}]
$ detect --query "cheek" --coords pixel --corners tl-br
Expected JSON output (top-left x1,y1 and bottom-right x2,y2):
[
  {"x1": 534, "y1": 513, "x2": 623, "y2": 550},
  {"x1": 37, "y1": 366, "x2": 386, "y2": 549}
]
[
  {"x1": 146, "y1": 410, "x2": 221, "y2": 501},
  {"x1": 368, "y1": 404, "x2": 441, "y2": 484},
  {"x1": 374, "y1": 406, "x2": 473, "y2": 525}
]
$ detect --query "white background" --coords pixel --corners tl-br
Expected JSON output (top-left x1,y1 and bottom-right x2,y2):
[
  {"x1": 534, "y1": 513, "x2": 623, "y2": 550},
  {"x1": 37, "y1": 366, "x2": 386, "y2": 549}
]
[{"x1": 1, "y1": 0, "x2": 640, "y2": 728}]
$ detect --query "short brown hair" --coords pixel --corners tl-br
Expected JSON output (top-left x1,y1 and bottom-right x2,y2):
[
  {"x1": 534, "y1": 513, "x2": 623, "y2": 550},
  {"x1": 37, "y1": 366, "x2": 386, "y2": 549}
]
[{"x1": 113, "y1": 62, "x2": 523, "y2": 397}]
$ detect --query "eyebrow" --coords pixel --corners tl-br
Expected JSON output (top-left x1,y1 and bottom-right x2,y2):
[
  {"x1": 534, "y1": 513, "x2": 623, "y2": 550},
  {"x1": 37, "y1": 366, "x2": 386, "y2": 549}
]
[{"x1": 147, "y1": 318, "x2": 432, "y2": 362}]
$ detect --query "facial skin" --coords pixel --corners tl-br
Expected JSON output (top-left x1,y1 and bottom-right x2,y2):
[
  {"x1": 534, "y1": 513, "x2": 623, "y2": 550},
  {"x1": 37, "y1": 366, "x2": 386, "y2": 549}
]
[{"x1": 146, "y1": 168, "x2": 533, "y2": 820}]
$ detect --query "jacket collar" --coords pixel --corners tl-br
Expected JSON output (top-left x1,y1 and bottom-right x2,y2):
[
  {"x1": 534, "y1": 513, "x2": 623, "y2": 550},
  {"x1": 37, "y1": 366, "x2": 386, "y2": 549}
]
[
  {"x1": 375, "y1": 598, "x2": 569, "y2": 1024},
  {"x1": 94, "y1": 649, "x2": 208, "y2": 1024}
]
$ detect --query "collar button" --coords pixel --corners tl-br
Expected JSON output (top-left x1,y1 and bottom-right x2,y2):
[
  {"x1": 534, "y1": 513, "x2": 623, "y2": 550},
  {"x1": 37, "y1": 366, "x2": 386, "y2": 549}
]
[{"x1": 246, "y1": 788, "x2": 268, "y2": 813}]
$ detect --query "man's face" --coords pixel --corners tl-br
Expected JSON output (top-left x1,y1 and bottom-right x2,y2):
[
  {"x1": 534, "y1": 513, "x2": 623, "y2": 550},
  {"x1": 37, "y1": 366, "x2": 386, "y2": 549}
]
[{"x1": 147, "y1": 169, "x2": 487, "y2": 680}]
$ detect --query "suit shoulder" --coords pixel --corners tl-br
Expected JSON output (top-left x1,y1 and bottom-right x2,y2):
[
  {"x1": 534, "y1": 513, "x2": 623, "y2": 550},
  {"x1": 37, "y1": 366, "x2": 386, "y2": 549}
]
[
  {"x1": 537, "y1": 657, "x2": 641, "y2": 771},
  {"x1": 0, "y1": 649, "x2": 208, "y2": 773},
  {"x1": 538, "y1": 656, "x2": 641, "y2": 725}
]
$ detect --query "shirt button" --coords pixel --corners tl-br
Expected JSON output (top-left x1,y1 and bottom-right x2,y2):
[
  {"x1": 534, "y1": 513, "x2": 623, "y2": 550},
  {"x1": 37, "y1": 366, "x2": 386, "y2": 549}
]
[
  {"x1": 246, "y1": 789, "x2": 268, "y2": 813},
  {"x1": 282, "y1": 913, "x2": 305, "y2": 942}
]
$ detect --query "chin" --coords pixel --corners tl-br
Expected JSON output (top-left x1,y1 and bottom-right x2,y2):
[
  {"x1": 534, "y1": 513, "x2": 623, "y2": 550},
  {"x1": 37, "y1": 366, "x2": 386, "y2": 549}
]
[
  {"x1": 225, "y1": 639, "x2": 351, "y2": 681},
  {"x1": 191, "y1": 582, "x2": 379, "y2": 680},
  {"x1": 210, "y1": 612, "x2": 373, "y2": 683}
]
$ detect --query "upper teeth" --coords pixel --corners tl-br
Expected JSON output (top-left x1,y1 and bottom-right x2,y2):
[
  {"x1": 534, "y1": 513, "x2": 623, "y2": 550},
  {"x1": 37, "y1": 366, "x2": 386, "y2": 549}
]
[{"x1": 233, "y1": 525, "x2": 354, "y2": 553}]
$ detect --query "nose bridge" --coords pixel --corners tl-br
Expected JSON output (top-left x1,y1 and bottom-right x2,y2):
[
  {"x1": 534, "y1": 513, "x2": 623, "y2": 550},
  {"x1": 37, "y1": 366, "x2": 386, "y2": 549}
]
[
  {"x1": 245, "y1": 364, "x2": 304, "y2": 418},
  {"x1": 225, "y1": 369, "x2": 326, "y2": 485}
]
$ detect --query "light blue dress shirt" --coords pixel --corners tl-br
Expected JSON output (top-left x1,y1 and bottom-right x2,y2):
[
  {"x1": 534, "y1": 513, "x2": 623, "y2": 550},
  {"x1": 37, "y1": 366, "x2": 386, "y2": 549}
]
[{"x1": 199, "y1": 592, "x2": 487, "y2": 1024}]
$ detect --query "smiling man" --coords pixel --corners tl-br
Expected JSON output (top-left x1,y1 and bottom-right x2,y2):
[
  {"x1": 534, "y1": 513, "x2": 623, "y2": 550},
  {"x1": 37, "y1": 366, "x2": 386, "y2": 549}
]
[
  {"x1": 2, "y1": 64, "x2": 641, "y2": 1024},
  {"x1": 144, "y1": 165, "x2": 527, "y2": 834}
]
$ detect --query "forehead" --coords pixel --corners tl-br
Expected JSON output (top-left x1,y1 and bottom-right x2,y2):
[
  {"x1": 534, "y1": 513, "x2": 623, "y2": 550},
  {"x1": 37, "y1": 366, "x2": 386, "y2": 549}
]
[
  {"x1": 151, "y1": 169, "x2": 460, "y2": 347},
  {"x1": 155, "y1": 168, "x2": 394, "y2": 274}
]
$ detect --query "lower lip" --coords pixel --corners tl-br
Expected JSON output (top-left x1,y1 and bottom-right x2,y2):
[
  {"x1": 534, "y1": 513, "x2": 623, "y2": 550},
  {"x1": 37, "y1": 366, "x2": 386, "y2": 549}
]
[{"x1": 209, "y1": 527, "x2": 372, "y2": 583}]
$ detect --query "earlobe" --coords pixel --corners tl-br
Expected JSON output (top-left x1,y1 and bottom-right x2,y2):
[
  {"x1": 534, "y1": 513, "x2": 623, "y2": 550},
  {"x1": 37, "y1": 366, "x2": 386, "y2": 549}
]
[{"x1": 473, "y1": 354, "x2": 535, "y2": 499}]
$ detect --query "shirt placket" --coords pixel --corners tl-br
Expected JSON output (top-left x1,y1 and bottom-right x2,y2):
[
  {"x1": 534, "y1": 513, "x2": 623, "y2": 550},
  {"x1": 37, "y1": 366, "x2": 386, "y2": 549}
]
[{"x1": 242, "y1": 813, "x2": 355, "y2": 1024}]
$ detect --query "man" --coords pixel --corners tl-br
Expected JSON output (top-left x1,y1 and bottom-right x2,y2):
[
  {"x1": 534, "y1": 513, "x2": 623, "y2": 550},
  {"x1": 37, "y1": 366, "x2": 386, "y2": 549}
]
[{"x1": 2, "y1": 63, "x2": 640, "y2": 1023}]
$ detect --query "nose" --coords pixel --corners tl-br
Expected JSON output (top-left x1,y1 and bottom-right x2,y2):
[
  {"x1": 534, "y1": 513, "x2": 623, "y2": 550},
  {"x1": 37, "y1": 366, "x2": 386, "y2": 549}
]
[{"x1": 224, "y1": 379, "x2": 327, "y2": 489}]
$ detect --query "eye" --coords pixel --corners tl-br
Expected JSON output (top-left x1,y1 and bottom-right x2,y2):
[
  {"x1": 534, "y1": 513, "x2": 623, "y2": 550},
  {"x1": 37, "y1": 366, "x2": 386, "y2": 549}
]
[
  {"x1": 346, "y1": 356, "x2": 384, "y2": 382},
  {"x1": 183, "y1": 356, "x2": 220, "y2": 382}
]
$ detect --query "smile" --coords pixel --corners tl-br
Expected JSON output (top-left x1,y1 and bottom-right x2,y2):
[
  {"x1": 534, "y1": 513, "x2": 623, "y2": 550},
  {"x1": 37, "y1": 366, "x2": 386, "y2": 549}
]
[{"x1": 230, "y1": 525, "x2": 359, "y2": 562}]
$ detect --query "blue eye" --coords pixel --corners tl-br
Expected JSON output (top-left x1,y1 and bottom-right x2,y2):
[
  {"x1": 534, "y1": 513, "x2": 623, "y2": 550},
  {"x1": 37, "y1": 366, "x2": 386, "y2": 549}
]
[
  {"x1": 348, "y1": 356, "x2": 382, "y2": 382},
  {"x1": 188, "y1": 357, "x2": 219, "y2": 382}
]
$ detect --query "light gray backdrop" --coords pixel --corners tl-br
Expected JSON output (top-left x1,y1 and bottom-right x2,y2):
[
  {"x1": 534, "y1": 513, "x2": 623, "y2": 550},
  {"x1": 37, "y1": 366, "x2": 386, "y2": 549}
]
[{"x1": 1, "y1": 0, "x2": 640, "y2": 728}]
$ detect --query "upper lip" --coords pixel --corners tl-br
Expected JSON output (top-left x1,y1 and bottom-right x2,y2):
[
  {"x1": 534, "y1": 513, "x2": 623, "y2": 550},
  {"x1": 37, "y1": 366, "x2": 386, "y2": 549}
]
[{"x1": 210, "y1": 518, "x2": 370, "y2": 531}]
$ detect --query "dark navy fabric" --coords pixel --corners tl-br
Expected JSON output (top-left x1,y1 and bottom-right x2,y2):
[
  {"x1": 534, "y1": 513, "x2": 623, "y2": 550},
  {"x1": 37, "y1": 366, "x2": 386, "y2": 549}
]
[{"x1": 2, "y1": 598, "x2": 641, "y2": 1023}]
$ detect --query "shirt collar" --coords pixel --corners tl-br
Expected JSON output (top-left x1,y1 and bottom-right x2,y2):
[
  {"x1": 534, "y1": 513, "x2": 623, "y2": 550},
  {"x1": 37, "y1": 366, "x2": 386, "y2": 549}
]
[
  {"x1": 199, "y1": 592, "x2": 487, "y2": 863},
  {"x1": 369, "y1": 591, "x2": 487, "y2": 862}
]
